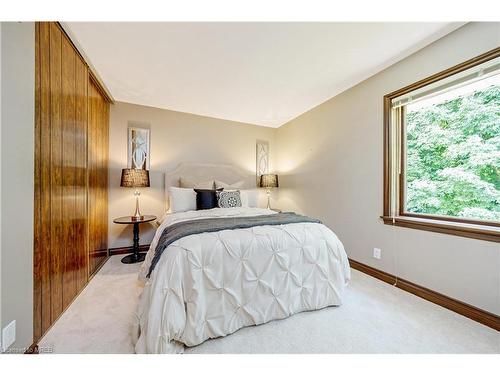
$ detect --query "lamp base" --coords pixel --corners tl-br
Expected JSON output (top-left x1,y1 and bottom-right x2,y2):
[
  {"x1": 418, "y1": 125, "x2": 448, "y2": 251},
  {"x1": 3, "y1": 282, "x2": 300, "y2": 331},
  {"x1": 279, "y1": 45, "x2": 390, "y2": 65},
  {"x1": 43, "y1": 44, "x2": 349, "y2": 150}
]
[
  {"x1": 266, "y1": 189, "x2": 271, "y2": 210},
  {"x1": 132, "y1": 190, "x2": 143, "y2": 219}
]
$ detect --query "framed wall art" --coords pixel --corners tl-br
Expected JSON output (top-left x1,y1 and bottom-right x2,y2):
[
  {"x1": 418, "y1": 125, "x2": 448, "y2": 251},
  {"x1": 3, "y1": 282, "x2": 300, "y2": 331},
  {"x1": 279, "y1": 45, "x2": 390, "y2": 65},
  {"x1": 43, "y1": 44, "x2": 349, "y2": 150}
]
[
  {"x1": 127, "y1": 122, "x2": 150, "y2": 170},
  {"x1": 256, "y1": 139, "x2": 269, "y2": 185}
]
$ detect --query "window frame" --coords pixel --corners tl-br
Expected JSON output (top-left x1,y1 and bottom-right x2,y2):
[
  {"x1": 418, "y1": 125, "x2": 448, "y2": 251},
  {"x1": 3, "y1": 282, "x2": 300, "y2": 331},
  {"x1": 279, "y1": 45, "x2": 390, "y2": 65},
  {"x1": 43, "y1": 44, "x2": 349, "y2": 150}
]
[{"x1": 382, "y1": 47, "x2": 500, "y2": 243}]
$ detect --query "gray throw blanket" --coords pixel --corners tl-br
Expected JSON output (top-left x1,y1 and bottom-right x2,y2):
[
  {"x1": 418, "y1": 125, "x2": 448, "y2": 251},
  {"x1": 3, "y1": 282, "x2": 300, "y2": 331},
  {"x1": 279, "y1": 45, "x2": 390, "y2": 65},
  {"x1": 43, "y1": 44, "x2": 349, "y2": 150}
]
[{"x1": 146, "y1": 212, "x2": 321, "y2": 278}]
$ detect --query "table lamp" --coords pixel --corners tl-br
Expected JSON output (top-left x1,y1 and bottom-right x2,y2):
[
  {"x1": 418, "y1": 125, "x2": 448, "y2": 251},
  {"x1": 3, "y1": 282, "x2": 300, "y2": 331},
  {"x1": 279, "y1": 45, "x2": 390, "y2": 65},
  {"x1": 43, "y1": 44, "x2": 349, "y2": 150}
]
[
  {"x1": 259, "y1": 174, "x2": 279, "y2": 210},
  {"x1": 120, "y1": 168, "x2": 150, "y2": 219}
]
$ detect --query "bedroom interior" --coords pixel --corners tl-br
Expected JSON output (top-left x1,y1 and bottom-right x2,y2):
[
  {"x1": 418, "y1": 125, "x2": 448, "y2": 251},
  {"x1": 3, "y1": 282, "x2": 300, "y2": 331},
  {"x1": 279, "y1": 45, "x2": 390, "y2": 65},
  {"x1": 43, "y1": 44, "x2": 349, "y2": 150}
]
[{"x1": 0, "y1": 4, "x2": 499, "y2": 367}]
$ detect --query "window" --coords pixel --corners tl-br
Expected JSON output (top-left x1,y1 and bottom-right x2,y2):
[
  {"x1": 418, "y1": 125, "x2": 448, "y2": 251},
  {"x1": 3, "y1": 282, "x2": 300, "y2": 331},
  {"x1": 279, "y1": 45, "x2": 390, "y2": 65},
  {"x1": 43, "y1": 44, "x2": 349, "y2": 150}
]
[{"x1": 383, "y1": 48, "x2": 500, "y2": 242}]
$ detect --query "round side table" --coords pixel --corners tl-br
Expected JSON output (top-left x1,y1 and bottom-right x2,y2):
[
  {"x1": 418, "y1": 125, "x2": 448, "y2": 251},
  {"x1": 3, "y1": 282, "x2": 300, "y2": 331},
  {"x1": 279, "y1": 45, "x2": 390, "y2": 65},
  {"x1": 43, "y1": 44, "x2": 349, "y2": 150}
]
[{"x1": 113, "y1": 215, "x2": 157, "y2": 264}]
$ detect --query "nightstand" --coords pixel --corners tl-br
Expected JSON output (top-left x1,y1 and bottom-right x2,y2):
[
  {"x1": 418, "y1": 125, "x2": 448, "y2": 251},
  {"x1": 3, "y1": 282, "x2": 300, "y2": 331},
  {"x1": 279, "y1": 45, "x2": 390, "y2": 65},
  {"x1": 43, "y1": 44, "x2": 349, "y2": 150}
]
[{"x1": 113, "y1": 215, "x2": 157, "y2": 264}]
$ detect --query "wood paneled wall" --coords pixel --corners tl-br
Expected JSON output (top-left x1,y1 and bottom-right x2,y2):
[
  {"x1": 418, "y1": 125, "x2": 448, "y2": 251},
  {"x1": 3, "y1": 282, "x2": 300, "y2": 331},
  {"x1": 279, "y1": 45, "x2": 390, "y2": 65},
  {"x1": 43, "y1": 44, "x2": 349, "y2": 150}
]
[{"x1": 34, "y1": 22, "x2": 110, "y2": 341}]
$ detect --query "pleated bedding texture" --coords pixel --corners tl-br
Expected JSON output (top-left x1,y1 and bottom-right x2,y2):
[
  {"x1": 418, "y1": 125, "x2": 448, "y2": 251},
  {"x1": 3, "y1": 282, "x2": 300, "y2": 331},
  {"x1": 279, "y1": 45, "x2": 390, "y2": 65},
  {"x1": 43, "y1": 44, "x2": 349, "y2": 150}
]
[{"x1": 135, "y1": 207, "x2": 351, "y2": 353}]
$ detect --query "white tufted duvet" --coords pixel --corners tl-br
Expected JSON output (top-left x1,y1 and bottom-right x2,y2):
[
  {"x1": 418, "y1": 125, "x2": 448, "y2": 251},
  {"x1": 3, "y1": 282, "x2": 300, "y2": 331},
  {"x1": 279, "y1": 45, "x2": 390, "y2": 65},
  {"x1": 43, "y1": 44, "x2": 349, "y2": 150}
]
[{"x1": 134, "y1": 207, "x2": 350, "y2": 353}]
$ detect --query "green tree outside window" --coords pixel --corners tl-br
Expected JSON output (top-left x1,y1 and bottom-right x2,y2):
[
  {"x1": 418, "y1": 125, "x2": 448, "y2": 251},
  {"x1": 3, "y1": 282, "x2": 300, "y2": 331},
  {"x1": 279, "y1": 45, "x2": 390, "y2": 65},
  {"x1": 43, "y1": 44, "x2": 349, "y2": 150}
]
[{"x1": 405, "y1": 85, "x2": 500, "y2": 221}]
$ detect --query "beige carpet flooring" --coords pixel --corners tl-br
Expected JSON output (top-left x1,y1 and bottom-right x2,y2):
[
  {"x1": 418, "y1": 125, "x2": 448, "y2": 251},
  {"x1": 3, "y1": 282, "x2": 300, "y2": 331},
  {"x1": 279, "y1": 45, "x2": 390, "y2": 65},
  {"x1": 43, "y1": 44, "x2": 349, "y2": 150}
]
[{"x1": 39, "y1": 255, "x2": 499, "y2": 354}]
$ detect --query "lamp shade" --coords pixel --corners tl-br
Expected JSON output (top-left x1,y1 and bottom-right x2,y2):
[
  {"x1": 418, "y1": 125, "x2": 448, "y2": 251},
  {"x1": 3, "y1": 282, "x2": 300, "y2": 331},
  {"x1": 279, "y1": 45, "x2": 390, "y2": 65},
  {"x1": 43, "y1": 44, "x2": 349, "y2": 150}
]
[
  {"x1": 259, "y1": 174, "x2": 279, "y2": 188},
  {"x1": 120, "y1": 168, "x2": 150, "y2": 188}
]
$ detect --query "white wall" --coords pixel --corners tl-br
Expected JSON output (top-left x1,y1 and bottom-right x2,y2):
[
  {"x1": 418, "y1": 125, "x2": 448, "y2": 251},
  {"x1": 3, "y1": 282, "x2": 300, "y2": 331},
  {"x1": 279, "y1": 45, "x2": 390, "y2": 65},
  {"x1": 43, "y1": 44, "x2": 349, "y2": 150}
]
[
  {"x1": 108, "y1": 102, "x2": 276, "y2": 249},
  {"x1": 0, "y1": 22, "x2": 35, "y2": 351},
  {"x1": 276, "y1": 22, "x2": 500, "y2": 315}
]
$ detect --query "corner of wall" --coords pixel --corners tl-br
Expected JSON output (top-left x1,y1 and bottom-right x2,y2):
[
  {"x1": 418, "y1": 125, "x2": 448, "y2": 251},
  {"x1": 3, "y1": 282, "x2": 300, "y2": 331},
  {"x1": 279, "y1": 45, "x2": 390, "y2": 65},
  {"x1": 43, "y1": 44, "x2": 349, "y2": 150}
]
[{"x1": 0, "y1": 21, "x2": 35, "y2": 352}]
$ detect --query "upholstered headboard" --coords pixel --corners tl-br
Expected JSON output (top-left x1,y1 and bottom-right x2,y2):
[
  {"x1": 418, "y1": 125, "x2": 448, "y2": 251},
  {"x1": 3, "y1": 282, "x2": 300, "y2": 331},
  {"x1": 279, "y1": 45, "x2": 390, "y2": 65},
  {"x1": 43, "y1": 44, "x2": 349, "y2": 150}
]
[{"x1": 164, "y1": 163, "x2": 256, "y2": 210}]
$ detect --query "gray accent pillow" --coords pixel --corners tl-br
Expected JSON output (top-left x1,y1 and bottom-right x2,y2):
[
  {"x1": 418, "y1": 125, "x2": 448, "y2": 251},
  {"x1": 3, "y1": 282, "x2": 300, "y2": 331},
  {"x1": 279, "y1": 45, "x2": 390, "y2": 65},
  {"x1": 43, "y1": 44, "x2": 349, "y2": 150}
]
[{"x1": 217, "y1": 190, "x2": 242, "y2": 208}]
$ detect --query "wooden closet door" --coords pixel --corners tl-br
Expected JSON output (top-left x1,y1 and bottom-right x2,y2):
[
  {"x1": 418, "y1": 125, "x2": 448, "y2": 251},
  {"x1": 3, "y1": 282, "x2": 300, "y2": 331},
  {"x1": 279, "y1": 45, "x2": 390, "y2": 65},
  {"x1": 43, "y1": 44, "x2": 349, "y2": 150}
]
[
  {"x1": 75, "y1": 49, "x2": 89, "y2": 292},
  {"x1": 49, "y1": 21, "x2": 64, "y2": 322},
  {"x1": 34, "y1": 22, "x2": 92, "y2": 341},
  {"x1": 61, "y1": 31, "x2": 78, "y2": 309},
  {"x1": 88, "y1": 79, "x2": 109, "y2": 276}
]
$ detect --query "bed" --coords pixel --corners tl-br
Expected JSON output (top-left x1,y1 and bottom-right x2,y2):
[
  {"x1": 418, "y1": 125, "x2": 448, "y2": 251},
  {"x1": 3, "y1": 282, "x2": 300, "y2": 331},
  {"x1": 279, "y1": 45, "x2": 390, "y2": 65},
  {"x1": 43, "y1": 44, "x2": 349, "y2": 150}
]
[{"x1": 133, "y1": 163, "x2": 351, "y2": 353}]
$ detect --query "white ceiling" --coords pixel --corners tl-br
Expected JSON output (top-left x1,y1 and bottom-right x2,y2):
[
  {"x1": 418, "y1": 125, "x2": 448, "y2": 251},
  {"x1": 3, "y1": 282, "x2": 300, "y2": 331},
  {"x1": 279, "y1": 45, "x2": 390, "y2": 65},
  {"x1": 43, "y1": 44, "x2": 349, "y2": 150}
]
[{"x1": 64, "y1": 22, "x2": 463, "y2": 127}]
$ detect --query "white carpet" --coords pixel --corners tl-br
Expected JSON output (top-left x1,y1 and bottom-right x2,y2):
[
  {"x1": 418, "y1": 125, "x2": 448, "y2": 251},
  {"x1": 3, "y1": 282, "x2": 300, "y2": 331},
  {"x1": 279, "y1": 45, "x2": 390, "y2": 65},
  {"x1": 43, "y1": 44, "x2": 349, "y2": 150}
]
[{"x1": 39, "y1": 255, "x2": 499, "y2": 354}]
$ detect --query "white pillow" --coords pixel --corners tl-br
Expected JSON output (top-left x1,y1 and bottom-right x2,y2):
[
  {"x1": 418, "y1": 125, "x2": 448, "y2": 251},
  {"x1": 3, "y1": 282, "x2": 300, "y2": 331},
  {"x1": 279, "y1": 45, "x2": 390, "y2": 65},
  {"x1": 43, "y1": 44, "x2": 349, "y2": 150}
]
[
  {"x1": 241, "y1": 189, "x2": 260, "y2": 207},
  {"x1": 214, "y1": 180, "x2": 245, "y2": 189},
  {"x1": 223, "y1": 189, "x2": 260, "y2": 207},
  {"x1": 169, "y1": 186, "x2": 196, "y2": 213},
  {"x1": 179, "y1": 177, "x2": 215, "y2": 189}
]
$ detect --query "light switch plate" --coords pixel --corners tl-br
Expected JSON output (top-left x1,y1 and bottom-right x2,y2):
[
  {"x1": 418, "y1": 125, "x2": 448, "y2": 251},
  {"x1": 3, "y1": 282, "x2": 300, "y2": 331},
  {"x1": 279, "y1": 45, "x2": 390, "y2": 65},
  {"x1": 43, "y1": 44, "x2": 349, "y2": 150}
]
[{"x1": 1, "y1": 320, "x2": 16, "y2": 352}]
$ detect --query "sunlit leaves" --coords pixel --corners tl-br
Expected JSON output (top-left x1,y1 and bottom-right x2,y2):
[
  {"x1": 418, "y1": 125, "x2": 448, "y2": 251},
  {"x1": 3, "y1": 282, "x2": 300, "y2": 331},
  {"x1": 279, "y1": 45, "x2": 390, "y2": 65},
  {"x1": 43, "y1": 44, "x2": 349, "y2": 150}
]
[{"x1": 405, "y1": 85, "x2": 500, "y2": 221}]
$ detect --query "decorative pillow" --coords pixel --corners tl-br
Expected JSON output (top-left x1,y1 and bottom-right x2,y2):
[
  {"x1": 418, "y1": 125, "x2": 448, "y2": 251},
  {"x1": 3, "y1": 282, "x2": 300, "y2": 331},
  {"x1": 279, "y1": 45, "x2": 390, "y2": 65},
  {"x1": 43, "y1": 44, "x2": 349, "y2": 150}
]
[
  {"x1": 194, "y1": 189, "x2": 221, "y2": 210},
  {"x1": 169, "y1": 187, "x2": 196, "y2": 213},
  {"x1": 217, "y1": 190, "x2": 242, "y2": 208},
  {"x1": 179, "y1": 177, "x2": 215, "y2": 189},
  {"x1": 214, "y1": 180, "x2": 245, "y2": 189}
]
